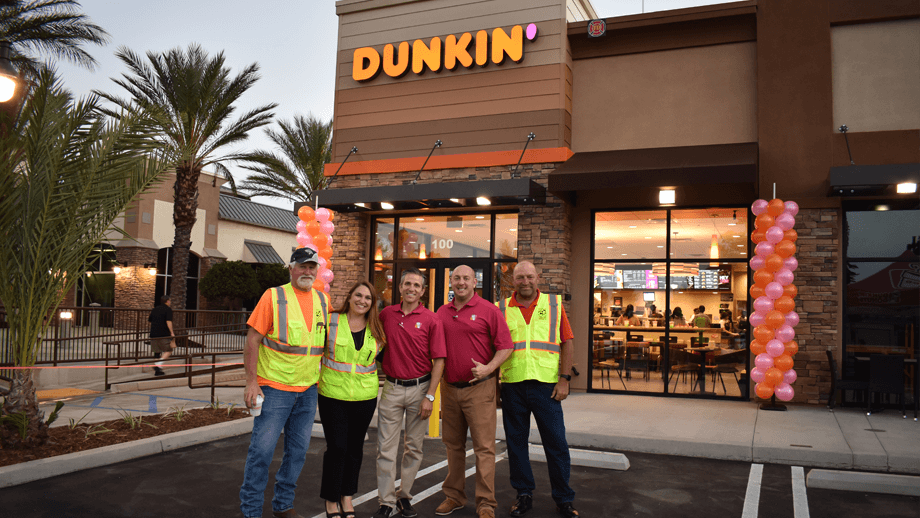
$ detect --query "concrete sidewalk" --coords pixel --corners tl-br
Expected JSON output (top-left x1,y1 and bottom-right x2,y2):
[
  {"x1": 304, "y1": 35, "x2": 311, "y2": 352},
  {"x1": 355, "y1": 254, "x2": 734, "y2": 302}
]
[{"x1": 32, "y1": 384, "x2": 920, "y2": 477}]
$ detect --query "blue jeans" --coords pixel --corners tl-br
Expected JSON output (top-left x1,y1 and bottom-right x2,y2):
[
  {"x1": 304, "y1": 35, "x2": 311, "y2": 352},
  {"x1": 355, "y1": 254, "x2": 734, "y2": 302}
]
[
  {"x1": 240, "y1": 385, "x2": 318, "y2": 518},
  {"x1": 501, "y1": 381, "x2": 575, "y2": 506}
]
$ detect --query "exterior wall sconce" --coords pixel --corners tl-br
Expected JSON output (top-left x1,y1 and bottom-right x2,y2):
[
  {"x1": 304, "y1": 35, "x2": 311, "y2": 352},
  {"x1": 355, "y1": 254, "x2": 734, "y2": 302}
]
[
  {"x1": 476, "y1": 197, "x2": 491, "y2": 206},
  {"x1": 144, "y1": 263, "x2": 157, "y2": 276},
  {"x1": 659, "y1": 189, "x2": 676, "y2": 205},
  {"x1": 380, "y1": 202, "x2": 394, "y2": 210},
  {"x1": 0, "y1": 41, "x2": 19, "y2": 103}
]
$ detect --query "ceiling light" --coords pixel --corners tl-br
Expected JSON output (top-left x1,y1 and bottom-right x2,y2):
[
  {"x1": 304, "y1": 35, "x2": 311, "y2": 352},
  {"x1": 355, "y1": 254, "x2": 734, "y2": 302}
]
[
  {"x1": 875, "y1": 205, "x2": 890, "y2": 211},
  {"x1": 476, "y1": 215, "x2": 485, "y2": 219},
  {"x1": 455, "y1": 229, "x2": 462, "y2": 232},
  {"x1": 737, "y1": 244, "x2": 744, "y2": 247},
  {"x1": 416, "y1": 217, "x2": 424, "y2": 221},
  {"x1": 354, "y1": 203, "x2": 366, "y2": 208},
  {"x1": 476, "y1": 197, "x2": 491, "y2": 206},
  {"x1": 450, "y1": 198, "x2": 460, "y2": 203},
  {"x1": 644, "y1": 236, "x2": 651, "y2": 239},
  {"x1": 659, "y1": 189, "x2": 675, "y2": 205},
  {"x1": 621, "y1": 253, "x2": 627, "y2": 256},
  {"x1": 381, "y1": 202, "x2": 394, "y2": 210},
  {"x1": 896, "y1": 182, "x2": 917, "y2": 194},
  {"x1": 629, "y1": 225, "x2": 637, "y2": 228},
  {"x1": 733, "y1": 235, "x2": 741, "y2": 238},
  {"x1": 607, "y1": 246, "x2": 613, "y2": 249},
  {"x1": 657, "y1": 245, "x2": 664, "y2": 248},
  {"x1": 509, "y1": 229, "x2": 517, "y2": 232}
]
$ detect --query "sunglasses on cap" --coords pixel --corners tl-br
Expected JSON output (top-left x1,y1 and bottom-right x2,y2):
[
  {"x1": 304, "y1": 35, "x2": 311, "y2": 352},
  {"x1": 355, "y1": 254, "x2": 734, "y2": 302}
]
[{"x1": 290, "y1": 247, "x2": 320, "y2": 265}]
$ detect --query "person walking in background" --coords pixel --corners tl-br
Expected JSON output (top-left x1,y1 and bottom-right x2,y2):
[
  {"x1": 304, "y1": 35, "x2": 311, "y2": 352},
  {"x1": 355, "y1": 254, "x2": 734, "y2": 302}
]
[
  {"x1": 318, "y1": 282, "x2": 386, "y2": 518},
  {"x1": 497, "y1": 261, "x2": 580, "y2": 518},
  {"x1": 148, "y1": 295, "x2": 175, "y2": 376},
  {"x1": 240, "y1": 247, "x2": 329, "y2": 518},
  {"x1": 435, "y1": 265, "x2": 513, "y2": 518},
  {"x1": 374, "y1": 268, "x2": 446, "y2": 518}
]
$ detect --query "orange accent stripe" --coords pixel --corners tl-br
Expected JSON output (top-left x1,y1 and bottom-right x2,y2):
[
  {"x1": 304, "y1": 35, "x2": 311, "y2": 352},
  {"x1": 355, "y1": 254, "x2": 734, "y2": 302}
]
[
  {"x1": 323, "y1": 147, "x2": 573, "y2": 177},
  {"x1": 258, "y1": 376, "x2": 312, "y2": 392}
]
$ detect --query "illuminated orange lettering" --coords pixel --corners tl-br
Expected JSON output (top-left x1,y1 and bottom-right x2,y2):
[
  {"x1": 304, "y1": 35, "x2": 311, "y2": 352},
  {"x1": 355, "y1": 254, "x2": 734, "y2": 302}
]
[
  {"x1": 491, "y1": 25, "x2": 523, "y2": 64},
  {"x1": 352, "y1": 47, "x2": 381, "y2": 82},
  {"x1": 444, "y1": 33, "x2": 473, "y2": 70},
  {"x1": 475, "y1": 30, "x2": 489, "y2": 66},
  {"x1": 412, "y1": 37, "x2": 442, "y2": 74},
  {"x1": 383, "y1": 41, "x2": 411, "y2": 78}
]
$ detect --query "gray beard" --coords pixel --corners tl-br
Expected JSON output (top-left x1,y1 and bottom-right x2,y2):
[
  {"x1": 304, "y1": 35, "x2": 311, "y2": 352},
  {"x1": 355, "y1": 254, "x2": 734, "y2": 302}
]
[{"x1": 295, "y1": 275, "x2": 314, "y2": 290}]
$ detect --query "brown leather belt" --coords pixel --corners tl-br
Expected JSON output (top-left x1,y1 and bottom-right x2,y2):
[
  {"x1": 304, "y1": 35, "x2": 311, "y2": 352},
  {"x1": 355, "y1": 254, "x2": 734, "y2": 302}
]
[
  {"x1": 448, "y1": 372, "x2": 496, "y2": 389},
  {"x1": 385, "y1": 374, "x2": 431, "y2": 387}
]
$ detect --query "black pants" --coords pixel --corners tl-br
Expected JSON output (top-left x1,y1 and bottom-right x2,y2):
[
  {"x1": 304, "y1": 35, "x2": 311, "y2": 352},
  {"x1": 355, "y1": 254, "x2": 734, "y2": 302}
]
[{"x1": 317, "y1": 394, "x2": 378, "y2": 502}]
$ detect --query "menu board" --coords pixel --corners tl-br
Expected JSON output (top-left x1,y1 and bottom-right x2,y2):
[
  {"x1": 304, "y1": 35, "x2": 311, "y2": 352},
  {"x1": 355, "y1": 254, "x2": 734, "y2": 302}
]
[
  {"x1": 595, "y1": 270, "x2": 659, "y2": 289},
  {"x1": 688, "y1": 270, "x2": 721, "y2": 290}
]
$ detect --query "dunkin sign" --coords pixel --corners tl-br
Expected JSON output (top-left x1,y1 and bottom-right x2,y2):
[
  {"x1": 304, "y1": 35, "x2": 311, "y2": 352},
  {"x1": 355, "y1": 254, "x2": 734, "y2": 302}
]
[{"x1": 352, "y1": 23, "x2": 539, "y2": 82}]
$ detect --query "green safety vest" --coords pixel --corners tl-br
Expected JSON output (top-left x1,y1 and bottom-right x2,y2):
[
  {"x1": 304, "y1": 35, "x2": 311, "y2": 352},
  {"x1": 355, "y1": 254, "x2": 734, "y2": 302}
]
[
  {"x1": 497, "y1": 293, "x2": 563, "y2": 384},
  {"x1": 258, "y1": 284, "x2": 328, "y2": 388},
  {"x1": 318, "y1": 313, "x2": 380, "y2": 401}
]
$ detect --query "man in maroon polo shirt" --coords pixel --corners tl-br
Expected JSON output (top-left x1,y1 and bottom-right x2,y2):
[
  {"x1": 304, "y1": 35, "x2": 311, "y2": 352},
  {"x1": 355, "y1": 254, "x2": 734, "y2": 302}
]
[
  {"x1": 374, "y1": 268, "x2": 446, "y2": 518},
  {"x1": 434, "y1": 265, "x2": 513, "y2": 518}
]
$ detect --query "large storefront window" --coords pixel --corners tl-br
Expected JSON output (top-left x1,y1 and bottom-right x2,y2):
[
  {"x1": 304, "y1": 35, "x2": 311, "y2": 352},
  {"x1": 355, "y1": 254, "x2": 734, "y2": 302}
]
[
  {"x1": 371, "y1": 212, "x2": 517, "y2": 310},
  {"x1": 592, "y1": 208, "x2": 750, "y2": 399}
]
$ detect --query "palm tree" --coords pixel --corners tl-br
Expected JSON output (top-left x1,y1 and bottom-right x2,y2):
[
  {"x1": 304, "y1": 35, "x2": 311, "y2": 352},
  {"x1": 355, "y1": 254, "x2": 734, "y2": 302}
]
[
  {"x1": 239, "y1": 114, "x2": 333, "y2": 204},
  {"x1": 0, "y1": 68, "x2": 168, "y2": 448},
  {"x1": 0, "y1": 0, "x2": 109, "y2": 79},
  {"x1": 96, "y1": 44, "x2": 276, "y2": 311}
]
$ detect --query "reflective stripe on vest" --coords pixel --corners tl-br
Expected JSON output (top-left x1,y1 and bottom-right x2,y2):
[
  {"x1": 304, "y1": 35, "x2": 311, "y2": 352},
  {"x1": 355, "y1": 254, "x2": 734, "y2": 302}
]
[
  {"x1": 498, "y1": 293, "x2": 563, "y2": 384},
  {"x1": 258, "y1": 284, "x2": 328, "y2": 387},
  {"x1": 323, "y1": 313, "x2": 377, "y2": 374},
  {"x1": 512, "y1": 341, "x2": 560, "y2": 353}
]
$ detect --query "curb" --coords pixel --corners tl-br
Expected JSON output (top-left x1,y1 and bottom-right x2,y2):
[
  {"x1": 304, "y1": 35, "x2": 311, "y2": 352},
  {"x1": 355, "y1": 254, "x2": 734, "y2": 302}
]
[
  {"x1": 807, "y1": 469, "x2": 920, "y2": 497},
  {"x1": 0, "y1": 417, "x2": 255, "y2": 489}
]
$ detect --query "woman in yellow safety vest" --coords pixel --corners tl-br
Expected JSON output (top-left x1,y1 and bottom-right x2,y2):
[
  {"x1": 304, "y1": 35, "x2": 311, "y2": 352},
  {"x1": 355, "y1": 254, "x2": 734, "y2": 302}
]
[{"x1": 318, "y1": 281, "x2": 386, "y2": 518}]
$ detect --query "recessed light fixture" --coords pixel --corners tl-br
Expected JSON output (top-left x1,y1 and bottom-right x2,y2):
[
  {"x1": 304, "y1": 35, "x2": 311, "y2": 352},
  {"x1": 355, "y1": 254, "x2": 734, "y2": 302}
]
[
  {"x1": 897, "y1": 182, "x2": 917, "y2": 194},
  {"x1": 621, "y1": 253, "x2": 627, "y2": 256},
  {"x1": 455, "y1": 229, "x2": 463, "y2": 232},
  {"x1": 737, "y1": 244, "x2": 744, "y2": 247},
  {"x1": 416, "y1": 217, "x2": 425, "y2": 221},
  {"x1": 644, "y1": 236, "x2": 651, "y2": 239},
  {"x1": 354, "y1": 202, "x2": 366, "y2": 208},
  {"x1": 607, "y1": 246, "x2": 613, "y2": 249},
  {"x1": 450, "y1": 198, "x2": 460, "y2": 203},
  {"x1": 659, "y1": 189, "x2": 676, "y2": 205},
  {"x1": 629, "y1": 225, "x2": 637, "y2": 228},
  {"x1": 509, "y1": 228, "x2": 517, "y2": 232},
  {"x1": 875, "y1": 205, "x2": 890, "y2": 211},
  {"x1": 657, "y1": 245, "x2": 664, "y2": 248},
  {"x1": 733, "y1": 235, "x2": 741, "y2": 238},
  {"x1": 476, "y1": 215, "x2": 485, "y2": 219},
  {"x1": 381, "y1": 202, "x2": 394, "y2": 210},
  {"x1": 476, "y1": 197, "x2": 491, "y2": 206}
]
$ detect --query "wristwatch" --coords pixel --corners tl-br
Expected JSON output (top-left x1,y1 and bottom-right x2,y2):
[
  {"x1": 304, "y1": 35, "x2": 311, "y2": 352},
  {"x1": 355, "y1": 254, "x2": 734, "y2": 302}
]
[
  {"x1": 425, "y1": 393, "x2": 435, "y2": 402},
  {"x1": 559, "y1": 374, "x2": 572, "y2": 381}
]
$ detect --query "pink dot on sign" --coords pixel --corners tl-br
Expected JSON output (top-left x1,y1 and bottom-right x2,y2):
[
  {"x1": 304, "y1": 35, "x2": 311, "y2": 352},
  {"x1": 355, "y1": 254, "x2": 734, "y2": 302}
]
[{"x1": 526, "y1": 23, "x2": 538, "y2": 41}]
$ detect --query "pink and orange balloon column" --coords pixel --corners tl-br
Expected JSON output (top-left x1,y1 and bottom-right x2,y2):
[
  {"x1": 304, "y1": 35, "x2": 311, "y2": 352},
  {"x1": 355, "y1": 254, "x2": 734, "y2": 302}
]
[
  {"x1": 748, "y1": 199, "x2": 800, "y2": 402},
  {"x1": 296, "y1": 206, "x2": 336, "y2": 293}
]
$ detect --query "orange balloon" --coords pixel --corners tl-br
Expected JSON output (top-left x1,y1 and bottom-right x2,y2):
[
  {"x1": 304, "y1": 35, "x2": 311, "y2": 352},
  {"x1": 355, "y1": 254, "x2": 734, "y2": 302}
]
[
  {"x1": 755, "y1": 213, "x2": 775, "y2": 230},
  {"x1": 765, "y1": 254, "x2": 784, "y2": 272},
  {"x1": 755, "y1": 383, "x2": 775, "y2": 399},
  {"x1": 753, "y1": 325, "x2": 774, "y2": 342},
  {"x1": 774, "y1": 354, "x2": 794, "y2": 371},
  {"x1": 783, "y1": 229, "x2": 798, "y2": 242},
  {"x1": 783, "y1": 283, "x2": 798, "y2": 299},
  {"x1": 767, "y1": 198, "x2": 785, "y2": 216},
  {"x1": 313, "y1": 234, "x2": 329, "y2": 248},
  {"x1": 774, "y1": 295, "x2": 795, "y2": 314},
  {"x1": 775, "y1": 240, "x2": 796, "y2": 258},
  {"x1": 319, "y1": 246, "x2": 333, "y2": 260},
  {"x1": 750, "y1": 284, "x2": 765, "y2": 299},
  {"x1": 753, "y1": 270, "x2": 774, "y2": 286},
  {"x1": 312, "y1": 279, "x2": 325, "y2": 291},
  {"x1": 298, "y1": 206, "x2": 315, "y2": 222},
  {"x1": 751, "y1": 230, "x2": 766, "y2": 244},
  {"x1": 326, "y1": 210, "x2": 335, "y2": 222},
  {"x1": 765, "y1": 310, "x2": 785, "y2": 329},
  {"x1": 765, "y1": 367, "x2": 784, "y2": 386},
  {"x1": 750, "y1": 339, "x2": 767, "y2": 356},
  {"x1": 307, "y1": 220, "x2": 321, "y2": 236},
  {"x1": 784, "y1": 340, "x2": 799, "y2": 356}
]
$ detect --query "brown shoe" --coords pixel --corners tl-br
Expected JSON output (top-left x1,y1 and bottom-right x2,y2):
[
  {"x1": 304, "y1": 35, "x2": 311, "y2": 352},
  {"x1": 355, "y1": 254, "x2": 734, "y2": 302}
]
[
  {"x1": 273, "y1": 509, "x2": 304, "y2": 518},
  {"x1": 435, "y1": 498, "x2": 464, "y2": 516},
  {"x1": 478, "y1": 508, "x2": 495, "y2": 518}
]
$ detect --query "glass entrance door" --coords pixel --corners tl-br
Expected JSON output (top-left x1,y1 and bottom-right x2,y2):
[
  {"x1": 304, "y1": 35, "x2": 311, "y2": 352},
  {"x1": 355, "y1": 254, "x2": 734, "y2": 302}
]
[{"x1": 393, "y1": 260, "x2": 492, "y2": 312}]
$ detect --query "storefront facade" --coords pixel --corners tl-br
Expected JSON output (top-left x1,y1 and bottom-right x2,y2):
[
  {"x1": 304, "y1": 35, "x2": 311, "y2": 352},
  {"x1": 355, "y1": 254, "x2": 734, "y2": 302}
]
[{"x1": 309, "y1": 0, "x2": 920, "y2": 404}]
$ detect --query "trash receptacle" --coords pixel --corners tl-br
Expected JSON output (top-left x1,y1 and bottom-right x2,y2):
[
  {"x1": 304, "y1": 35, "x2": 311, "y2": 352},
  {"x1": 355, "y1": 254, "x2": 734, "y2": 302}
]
[{"x1": 88, "y1": 303, "x2": 101, "y2": 331}]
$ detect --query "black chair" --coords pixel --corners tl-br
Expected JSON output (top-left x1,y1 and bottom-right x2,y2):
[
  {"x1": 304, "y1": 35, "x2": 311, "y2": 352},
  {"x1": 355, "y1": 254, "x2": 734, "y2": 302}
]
[
  {"x1": 623, "y1": 343, "x2": 650, "y2": 381},
  {"x1": 826, "y1": 350, "x2": 868, "y2": 410},
  {"x1": 712, "y1": 349, "x2": 748, "y2": 395},
  {"x1": 668, "y1": 348, "x2": 702, "y2": 392},
  {"x1": 867, "y1": 354, "x2": 906, "y2": 418}
]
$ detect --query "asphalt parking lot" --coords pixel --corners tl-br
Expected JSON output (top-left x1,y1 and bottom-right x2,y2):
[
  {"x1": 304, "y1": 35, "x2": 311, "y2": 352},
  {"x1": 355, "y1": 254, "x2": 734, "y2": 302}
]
[{"x1": 3, "y1": 429, "x2": 918, "y2": 518}]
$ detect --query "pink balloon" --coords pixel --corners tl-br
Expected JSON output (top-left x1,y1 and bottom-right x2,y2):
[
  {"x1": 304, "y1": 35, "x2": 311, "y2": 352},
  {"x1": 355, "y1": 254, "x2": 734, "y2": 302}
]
[
  {"x1": 766, "y1": 339, "x2": 785, "y2": 357},
  {"x1": 765, "y1": 226, "x2": 785, "y2": 244},
  {"x1": 774, "y1": 382, "x2": 795, "y2": 401},
  {"x1": 322, "y1": 283, "x2": 330, "y2": 293},
  {"x1": 775, "y1": 324, "x2": 796, "y2": 343},
  {"x1": 784, "y1": 201, "x2": 799, "y2": 216},
  {"x1": 775, "y1": 212, "x2": 795, "y2": 231},
  {"x1": 315, "y1": 208, "x2": 331, "y2": 223},
  {"x1": 296, "y1": 232, "x2": 312, "y2": 247},
  {"x1": 317, "y1": 256, "x2": 327, "y2": 269},
  {"x1": 750, "y1": 366, "x2": 767, "y2": 383},
  {"x1": 754, "y1": 296, "x2": 774, "y2": 313},
  {"x1": 783, "y1": 369, "x2": 798, "y2": 384},
  {"x1": 785, "y1": 311, "x2": 800, "y2": 327},
  {"x1": 749, "y1": 311, "x2": 766, "y2": 327},
  {"x1": 765, "y1": 282, "x2": 784, "y2": 300},
  {"x1": 755, "y1": 353, "x2": 775, "y2": 370},
  {"x1": 775, "y1": 268, "x2": 794, "y2": 286},
  {"x1": 296, "y1": 220, "x2": 307, "y2": 233},
  {"x1": 320, "y1": 269, "x2": 334, "y2": 284},
  {"x1": 320, "y1": 221, "x2": 335, "y2": 235},
  {"x1": 783, "y1": 256, "x2": 798, "y2": 272},
  {"x1": 752, "y1": 199, "x2": 769, "y2": 215},
  {"x1": 750, "y1": 255, "x2": 765, "y2": 271},
  {"x1": 325, "y1": 234, "x2": 333, "y2": 246},
  {"x1": 305, "y1": 244, "x2": 318, "y2": 252},
  {"x1": 755, "y1": 241, "x2": 775, "y2": 257}
]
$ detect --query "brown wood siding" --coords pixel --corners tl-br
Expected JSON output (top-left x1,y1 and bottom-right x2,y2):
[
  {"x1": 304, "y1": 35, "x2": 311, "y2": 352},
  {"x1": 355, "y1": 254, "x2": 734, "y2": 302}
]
[
  {"x1": 333, "y1": 109, "x2": 565, "y2": 162},
  {"x1": 830, "y1": 0, "x2": 920, "y2": 25}
]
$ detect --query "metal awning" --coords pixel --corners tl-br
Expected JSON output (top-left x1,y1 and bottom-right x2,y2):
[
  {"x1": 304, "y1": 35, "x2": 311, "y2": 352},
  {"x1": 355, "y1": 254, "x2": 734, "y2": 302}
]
[
  {"x1": 244, "y1": 241, "x2": 284, "y2": 264},
  {"x1": 829, "y1": 163, "x2": 919, "y2": 196},
  {"x1": 305, "y1": 178, "x2": 546, "y2": 212}
]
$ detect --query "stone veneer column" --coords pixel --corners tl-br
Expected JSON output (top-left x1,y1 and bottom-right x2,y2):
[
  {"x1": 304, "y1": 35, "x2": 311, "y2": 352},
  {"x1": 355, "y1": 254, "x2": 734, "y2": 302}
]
[
  {"x1": 789, "y1": 208, "x2": 839, "y2": 404},
  {"x1": 328, "y1": 211, "x2": 370, "y2": 309},
  {"x1": 114, "y1": 247, "x2": 158, "y2": 329}
]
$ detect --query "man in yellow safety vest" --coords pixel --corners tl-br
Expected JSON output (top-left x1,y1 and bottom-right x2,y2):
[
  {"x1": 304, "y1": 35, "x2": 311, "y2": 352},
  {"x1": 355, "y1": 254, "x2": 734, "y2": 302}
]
[
  {"x1": 240, "y1": 247, "x2": 329, "y2": 518},
  {"x1": 497, "y1": 261, "x2": 579, "y2": 518}
]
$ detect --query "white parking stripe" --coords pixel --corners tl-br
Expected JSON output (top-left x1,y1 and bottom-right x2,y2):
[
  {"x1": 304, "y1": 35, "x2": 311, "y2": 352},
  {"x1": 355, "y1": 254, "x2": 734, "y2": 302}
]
[
  {"x1": 742, "y1": 463, "x2": 764, "y2": 518},
  {"x1": 412, "y1": 451, "x2": 509, "y2": 503},
  {"x1": 791, "y1": 466, "x2": 810, "y2": 518}
]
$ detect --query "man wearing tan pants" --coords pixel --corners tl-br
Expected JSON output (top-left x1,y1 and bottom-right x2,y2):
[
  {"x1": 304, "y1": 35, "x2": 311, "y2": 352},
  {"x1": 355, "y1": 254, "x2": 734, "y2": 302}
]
[
  {"x1": 374, "y1": 268, "x2": 446, "y2": 518},
  {"x1": 435, "y1": 266, "x2": 513, "y2": 518}
]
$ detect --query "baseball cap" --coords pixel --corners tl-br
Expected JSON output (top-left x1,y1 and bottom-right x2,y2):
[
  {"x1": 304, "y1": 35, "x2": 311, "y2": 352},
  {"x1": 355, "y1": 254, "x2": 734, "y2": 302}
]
[{"x1": 290, "y1": 247, "x2": 320, "y2": 265}]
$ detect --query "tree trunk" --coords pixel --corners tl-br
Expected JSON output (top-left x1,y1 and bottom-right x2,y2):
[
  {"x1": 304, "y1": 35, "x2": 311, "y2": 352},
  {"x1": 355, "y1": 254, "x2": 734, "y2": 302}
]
[
  {"x1": 0, "y1": 369, "x2": 49, "y2": 448},
  {"x1": 170, "y1": 162, "x2": 201, "y2": 316}
]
